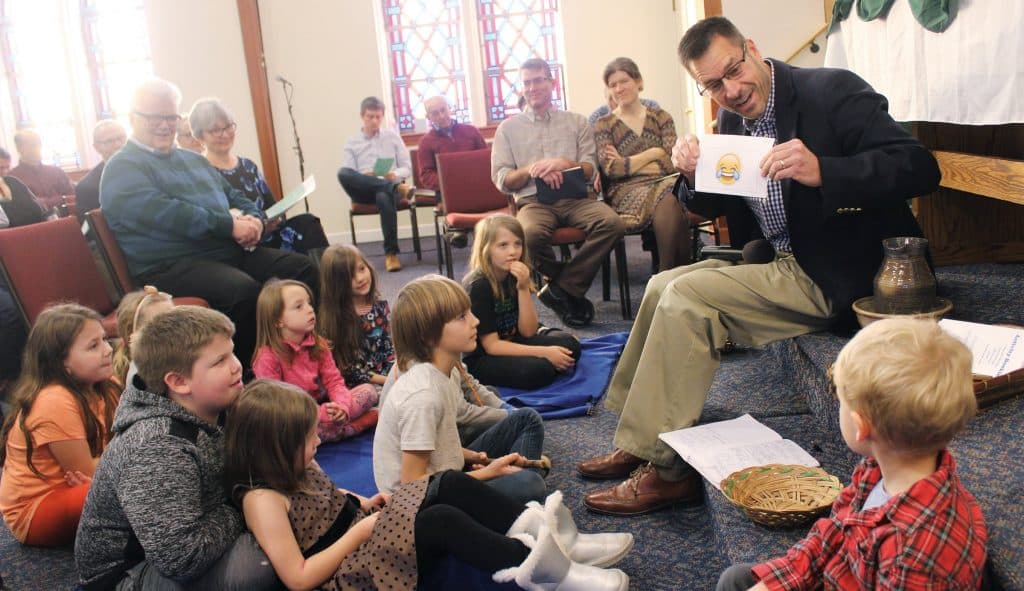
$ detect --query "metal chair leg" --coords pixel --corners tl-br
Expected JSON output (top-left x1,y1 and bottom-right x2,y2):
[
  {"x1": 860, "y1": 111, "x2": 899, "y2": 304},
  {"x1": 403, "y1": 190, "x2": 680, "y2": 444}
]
[
  {"x1": 444, "y1": 234, "x2": 454, "y2": 278},
  {"x1": 409, "y1": 205, "x2": 422, "y2": 260},
  {"x1": 615, "y1": 240, "x2": 631, "y2": 320},
  {"x1": 602, "y1": 253, "x2": 611, "y2": 302},
  {"x1": 349, "y1": 210, "x2": 357, "y2": 246},
  {"x1": 434, "y1": 212, "x2": 444, "y2": 274}
]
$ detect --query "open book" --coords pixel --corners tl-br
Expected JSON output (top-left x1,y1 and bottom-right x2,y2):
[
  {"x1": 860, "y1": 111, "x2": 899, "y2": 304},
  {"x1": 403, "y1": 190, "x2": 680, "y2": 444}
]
[
  {"x1": 658, "y1": 414, "x2": 819, "y2": 491},
  {"x1": 939, "y1": 319, "x2": 1024, "y2": 378}
]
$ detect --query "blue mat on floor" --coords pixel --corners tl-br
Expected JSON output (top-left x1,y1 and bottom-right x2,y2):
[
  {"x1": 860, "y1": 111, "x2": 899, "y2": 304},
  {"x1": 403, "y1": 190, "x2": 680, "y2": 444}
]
[
  {"x1": 497, "y1": 332, "x2": 628, "y2": 418},
  {"x1": 314, "y1": 431, "x2": 377, "y2": 497}
]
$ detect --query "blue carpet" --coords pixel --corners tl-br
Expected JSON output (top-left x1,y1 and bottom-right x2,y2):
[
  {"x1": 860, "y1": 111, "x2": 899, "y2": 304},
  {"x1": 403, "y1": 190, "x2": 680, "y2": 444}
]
[{"x1": 497, "y1": 332, "x2": 628, "y2": 419}]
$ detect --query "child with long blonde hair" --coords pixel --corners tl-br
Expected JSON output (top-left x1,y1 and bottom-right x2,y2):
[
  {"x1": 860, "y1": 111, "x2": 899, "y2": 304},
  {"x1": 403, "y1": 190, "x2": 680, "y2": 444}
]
[
  {"x1": 464, "y1": 214, "x2": 581, "y2": 389},
  {"x1": 0, "y1": 303, "x2": 120, "y2": 546},
  {"x1": 253, "y1": 279, "x2": 379, "y2": 441},
  {"x1": 225, "y1": 379, "x2": 632, "y2": 591},
  {"x1": 111, "y1": 285, "x2": 174, "y2": 386},
  {"x1": 318, "y1": 244, "x2": 395, "y2": 387}
]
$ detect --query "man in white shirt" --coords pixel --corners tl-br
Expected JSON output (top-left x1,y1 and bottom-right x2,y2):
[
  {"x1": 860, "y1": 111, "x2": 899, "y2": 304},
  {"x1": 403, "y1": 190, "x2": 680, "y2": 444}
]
[{"x1": 337, "y1": 96, "x2": 414, "y2": 272}]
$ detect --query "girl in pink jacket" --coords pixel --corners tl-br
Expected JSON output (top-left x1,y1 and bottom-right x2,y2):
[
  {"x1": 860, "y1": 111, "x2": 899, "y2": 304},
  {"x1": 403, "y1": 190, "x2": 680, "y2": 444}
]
[{"x1": 252, "y1": 279, "x2": 379, "y2": 440}]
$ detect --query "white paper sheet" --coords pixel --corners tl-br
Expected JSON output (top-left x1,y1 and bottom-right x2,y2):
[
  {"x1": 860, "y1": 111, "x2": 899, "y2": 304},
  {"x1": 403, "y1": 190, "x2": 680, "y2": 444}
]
[
  {"x1": 265, "y1": 176, "x2": 316, "y2": 219},
  {"x1": 694, "y1": 134, "x2": 775, "y2": 199},
  {"x1": 939, "y1": 319, "x2": 1024, "y2": 378},
  {"x1": 658, "y1": 414, "x2": 819, "y2": 490}
]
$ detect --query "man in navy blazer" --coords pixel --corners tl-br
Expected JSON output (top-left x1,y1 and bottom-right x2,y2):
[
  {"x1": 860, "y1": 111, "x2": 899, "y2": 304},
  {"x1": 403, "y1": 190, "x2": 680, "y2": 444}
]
[{"x1": 579, "y1": 16, "x2": 941, "y2": 516}]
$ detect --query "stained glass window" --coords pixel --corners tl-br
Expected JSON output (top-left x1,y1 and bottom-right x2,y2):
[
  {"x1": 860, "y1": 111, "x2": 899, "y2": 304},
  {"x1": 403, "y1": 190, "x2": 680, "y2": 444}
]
[
  {"x1": 0, "y1": 0, "x2": 151, "y2": 169},
  {"x1": 81, "y1": 0, "x2": 152, "y2": 122},
  {"x1": 476, "y1": 0, "x2": 566, "y2": 124},
  {"x1": 381, "y1": 0, "x2": 471, "y2": 132}
]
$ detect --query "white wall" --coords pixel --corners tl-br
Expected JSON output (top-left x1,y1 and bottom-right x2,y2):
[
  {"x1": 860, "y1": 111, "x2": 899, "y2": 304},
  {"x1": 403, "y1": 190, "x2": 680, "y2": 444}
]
[
  {"x1": 144, "y1": 0, "x2": 827, "y2": 244},
  {"x1": 143, "y1": 0, "x2": 260, "y2": 167}
]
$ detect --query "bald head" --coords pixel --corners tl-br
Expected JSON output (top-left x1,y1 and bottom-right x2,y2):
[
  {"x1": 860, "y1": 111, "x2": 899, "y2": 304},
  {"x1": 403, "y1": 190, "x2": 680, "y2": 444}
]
[
  {"x1": 424, "y1": 96, "x2": 453, "y2": 131},
  {"x1": 13, "y1": 129, "x2": 42, "y2": 164},
  {"x1": 93, "y1": 120, "x2": 127, "y2": 161}
]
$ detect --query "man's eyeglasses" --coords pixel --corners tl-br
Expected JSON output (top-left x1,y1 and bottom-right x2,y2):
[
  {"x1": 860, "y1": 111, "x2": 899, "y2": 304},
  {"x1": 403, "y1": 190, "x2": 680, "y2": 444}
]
[
  {"x1": 132, "y1": 111, "x2": 181, "y2": 127},
  {"x1": 207, "y1": 122, "x2": 237, "y2": 137},
  {"x1": 696, "y1": 45, "x2": 748, "y2": 96}
]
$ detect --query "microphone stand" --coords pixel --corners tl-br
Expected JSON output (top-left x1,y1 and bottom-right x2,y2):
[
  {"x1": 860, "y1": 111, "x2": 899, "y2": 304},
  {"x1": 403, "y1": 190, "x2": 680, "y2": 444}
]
[{"x1": 279, "y1": 78, "x2": 309, "y2": 212}]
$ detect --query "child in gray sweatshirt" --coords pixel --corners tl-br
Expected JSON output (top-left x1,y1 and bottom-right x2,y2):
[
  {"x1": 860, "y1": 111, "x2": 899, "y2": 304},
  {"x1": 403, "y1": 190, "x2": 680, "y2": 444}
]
[{"x1": 75, "y1": 306, "x2": 279, "y2": 590}]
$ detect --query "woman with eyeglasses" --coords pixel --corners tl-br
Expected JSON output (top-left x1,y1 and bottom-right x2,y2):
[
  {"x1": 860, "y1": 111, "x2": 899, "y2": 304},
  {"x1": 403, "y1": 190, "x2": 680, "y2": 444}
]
[
  {"x1": 593, "y1": 58, "x2": 692, "y2": 271},
  {"x1": 189, "y1": 98, "x2": 329, "y2": 257}
]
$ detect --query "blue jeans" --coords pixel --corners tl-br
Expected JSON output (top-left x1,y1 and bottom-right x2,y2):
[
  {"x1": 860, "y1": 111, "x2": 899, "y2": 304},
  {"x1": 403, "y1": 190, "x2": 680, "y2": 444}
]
[
  {"x1": 115, "y1": 533, "x2": 281, "y2": 591},
  {"x1": 467, "y1": 408, "x2": 547, "y2": 504},
  {"x1": 336, "y1": 167, "x2": 400, "y2": 255}
]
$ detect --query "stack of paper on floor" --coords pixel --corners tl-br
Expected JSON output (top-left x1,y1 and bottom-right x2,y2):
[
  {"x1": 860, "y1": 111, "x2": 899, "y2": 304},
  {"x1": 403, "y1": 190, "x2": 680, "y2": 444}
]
[
  {"x1": 939, "y1": 319, "x2": 1024, "y2": 378},
  {"x1": 658, "y1": 414, "x2": 819, "y2": 490}
]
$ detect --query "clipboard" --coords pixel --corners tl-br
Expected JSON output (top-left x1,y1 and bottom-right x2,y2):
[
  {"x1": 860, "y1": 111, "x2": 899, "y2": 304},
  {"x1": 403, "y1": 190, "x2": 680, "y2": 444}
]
[
  {"x1": 265, "y1": 176, "x2": 316, "y2": 219},
  {"x1": 372, "y1": 157, "x2": 394, "y2": 177}
]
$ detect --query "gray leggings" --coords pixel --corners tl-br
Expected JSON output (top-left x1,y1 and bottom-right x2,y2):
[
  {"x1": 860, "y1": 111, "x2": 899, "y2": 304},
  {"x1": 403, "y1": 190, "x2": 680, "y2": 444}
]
[
  {"x1": 716, "y1": 563, "x2": 759, "y2": 591},
  {"x1": 115, "y1": 533, "x2": 280, "y2": 591}
]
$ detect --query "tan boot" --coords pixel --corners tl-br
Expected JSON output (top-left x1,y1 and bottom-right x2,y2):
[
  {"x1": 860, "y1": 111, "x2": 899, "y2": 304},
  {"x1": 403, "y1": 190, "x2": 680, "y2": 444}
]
[
  {"x1": 385, "y1": 254, "x2": 402, "y2": 272},
  {"x1": 395, "y1": 183, "x2": 414, "y2": 203}
]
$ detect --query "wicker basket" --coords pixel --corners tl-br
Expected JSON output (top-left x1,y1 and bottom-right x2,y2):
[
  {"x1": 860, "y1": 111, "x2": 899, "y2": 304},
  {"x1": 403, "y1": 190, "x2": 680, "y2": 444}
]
[{"x1": 720, "y1": 464, "x2": 842, "y2": 527}]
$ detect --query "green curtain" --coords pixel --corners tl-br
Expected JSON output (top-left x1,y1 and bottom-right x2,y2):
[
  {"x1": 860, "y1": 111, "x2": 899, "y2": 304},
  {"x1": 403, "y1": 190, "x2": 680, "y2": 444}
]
[{"x1": 828, "y1": 0, "x2": 957, "y2": 35}]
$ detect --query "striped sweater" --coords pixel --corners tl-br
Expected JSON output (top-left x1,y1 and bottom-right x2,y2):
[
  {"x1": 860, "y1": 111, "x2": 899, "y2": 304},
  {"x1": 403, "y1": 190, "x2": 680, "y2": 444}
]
[{"x1": 99, "y1": 140, "x2": 260, "y2": 276}]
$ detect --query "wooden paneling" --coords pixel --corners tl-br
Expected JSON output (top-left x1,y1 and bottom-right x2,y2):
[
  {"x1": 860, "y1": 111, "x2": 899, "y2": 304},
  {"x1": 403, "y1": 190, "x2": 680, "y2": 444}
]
[
  {"x1": 913, "y1": 123, "x2": 1024, "y2": 266},
  {"x1": 236, "y1": 0, "x2": 282, "y2": 200}
]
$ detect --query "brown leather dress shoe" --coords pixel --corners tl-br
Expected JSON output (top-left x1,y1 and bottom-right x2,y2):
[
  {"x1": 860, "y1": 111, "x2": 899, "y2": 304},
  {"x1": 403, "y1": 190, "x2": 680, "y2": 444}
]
[
  {"x1": 384, "y1": 254, "x2": 402, "y2": 272},
  {"x1": 584, "y1": 464, "x2": 703, "y2": 516},
  {"x1": 577, "y1": 449, "x2": 645, "y2": 480}
]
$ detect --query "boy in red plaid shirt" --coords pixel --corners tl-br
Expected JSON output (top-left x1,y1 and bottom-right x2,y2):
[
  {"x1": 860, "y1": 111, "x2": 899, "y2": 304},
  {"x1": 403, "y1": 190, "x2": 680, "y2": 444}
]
[{"x1": 718, "y1": 318, "x2": 987, "y2": 591}]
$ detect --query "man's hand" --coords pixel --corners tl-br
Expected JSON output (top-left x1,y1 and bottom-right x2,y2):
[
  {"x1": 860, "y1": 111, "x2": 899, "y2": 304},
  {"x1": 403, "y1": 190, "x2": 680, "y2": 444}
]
[
  {"x1": 672, "y1": 134, "x2": 700, "y2": 186},
  {"x1": 384, "y1": 171, "x2": 398, "y2": 181},
  {"x1": 539, "y1": 170, "x2": 564, "y2": 189},
  {"x1": 231, "y1": 216, "x2": 261, "y2": 248},
  {"x1": 529, "y1": 157, "x2": 572, "y2": 179},
  {"x1": 760, "y1": 138, "x2": 821, "y2": 187},
  {"x1": 509, "y1": 261, "x2": 531, "y2": 290},
  {"x1": 542, "y1": 346, "x2": 576, "y2": 371}
]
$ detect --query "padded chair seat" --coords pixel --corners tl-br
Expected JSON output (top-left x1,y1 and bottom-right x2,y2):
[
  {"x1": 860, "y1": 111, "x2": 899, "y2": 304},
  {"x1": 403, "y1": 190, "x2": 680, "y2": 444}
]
[
  {"x1": 349, "y1": 197, "x2": 411, "y2": 215},
  {"x1": 549, "y1": 226, "x2": 587, "y2": 245},
  {"x1": 445, "y1": 207, "x2": 511, "y2": 230}
]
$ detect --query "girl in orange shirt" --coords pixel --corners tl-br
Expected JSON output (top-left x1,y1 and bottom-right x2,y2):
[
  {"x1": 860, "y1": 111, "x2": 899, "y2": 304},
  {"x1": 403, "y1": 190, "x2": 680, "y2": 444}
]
[{"x1": 0, "y1": 303, "x2": 120, "y2": 546}]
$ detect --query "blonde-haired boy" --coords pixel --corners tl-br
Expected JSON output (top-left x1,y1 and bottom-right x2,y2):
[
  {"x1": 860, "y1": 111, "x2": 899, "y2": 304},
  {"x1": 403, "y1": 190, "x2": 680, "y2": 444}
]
[{"x1": 718, "y1": 318, "x2": 987, "y2": 591}]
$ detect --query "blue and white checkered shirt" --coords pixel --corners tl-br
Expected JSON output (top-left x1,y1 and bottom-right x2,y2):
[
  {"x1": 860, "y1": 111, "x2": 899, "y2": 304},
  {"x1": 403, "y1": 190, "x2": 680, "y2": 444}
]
[{"x1": 742, "y1": 61, "x2": 791, "y2": 253}]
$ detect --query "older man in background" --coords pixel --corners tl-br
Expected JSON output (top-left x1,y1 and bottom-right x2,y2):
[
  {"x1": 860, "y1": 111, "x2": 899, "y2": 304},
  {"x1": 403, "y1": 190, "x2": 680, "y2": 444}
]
[
  {"x1": 74, "y1": 119, "x2": 127, "y2": 218},
  {"x1": 100, "y1": 78, "x2": 317, "y2": 369},
  {"x1": 9, "y1": 128, "x2": 75, "y2": 213},
  {"x1": 416, "y1": 95, "x2": 487, "y2": 247}
]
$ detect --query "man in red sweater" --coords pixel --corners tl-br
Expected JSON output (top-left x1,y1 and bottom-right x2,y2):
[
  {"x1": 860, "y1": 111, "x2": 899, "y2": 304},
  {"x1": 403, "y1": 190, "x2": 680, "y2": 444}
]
[{"x1": 416, "y1": 96, "x2": 487, "y2": 247}]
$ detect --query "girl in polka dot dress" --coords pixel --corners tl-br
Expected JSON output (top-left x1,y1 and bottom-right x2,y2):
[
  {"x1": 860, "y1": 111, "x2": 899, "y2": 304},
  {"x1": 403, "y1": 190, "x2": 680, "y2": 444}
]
[{"x1": 225, "y1": 379, "x2": 635, "y2": 591}]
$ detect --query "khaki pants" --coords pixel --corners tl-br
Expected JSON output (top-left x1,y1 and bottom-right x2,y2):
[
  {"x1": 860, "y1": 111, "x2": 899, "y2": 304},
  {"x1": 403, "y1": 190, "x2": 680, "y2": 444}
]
[
  {"x1": 606, "y1": 255, "x2": 833, "y2": 468},
  {"x1": 516, "y1": 196, "x2": 625, "y2": 299}
]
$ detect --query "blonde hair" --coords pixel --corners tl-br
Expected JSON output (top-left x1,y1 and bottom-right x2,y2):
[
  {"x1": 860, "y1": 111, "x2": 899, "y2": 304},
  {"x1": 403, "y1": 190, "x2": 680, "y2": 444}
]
[
  {"x1": 833, "y1": 318, "x2": 976, "y2": 454},
  {"x1": 132, "y1": 305, "x2": 234, "y2": 395},
  {"x1": 467, "y1": 214, "x2": 534, "y2": 298},
  {"x1": 112, "y1": 286, "x2": 173, "y2": 385},
  {"x1": 253, "y1": 279, "x2": 329, "y2": 367},
  {"x1": 318, "y1": 245, "x2": 378, "y2": 373},
  {"x1": 392, "y1": 275, "x2": 471, "y2": 371},
  {"x1": 224, "y1": 379, "x2": 318, "y2": 502}
]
